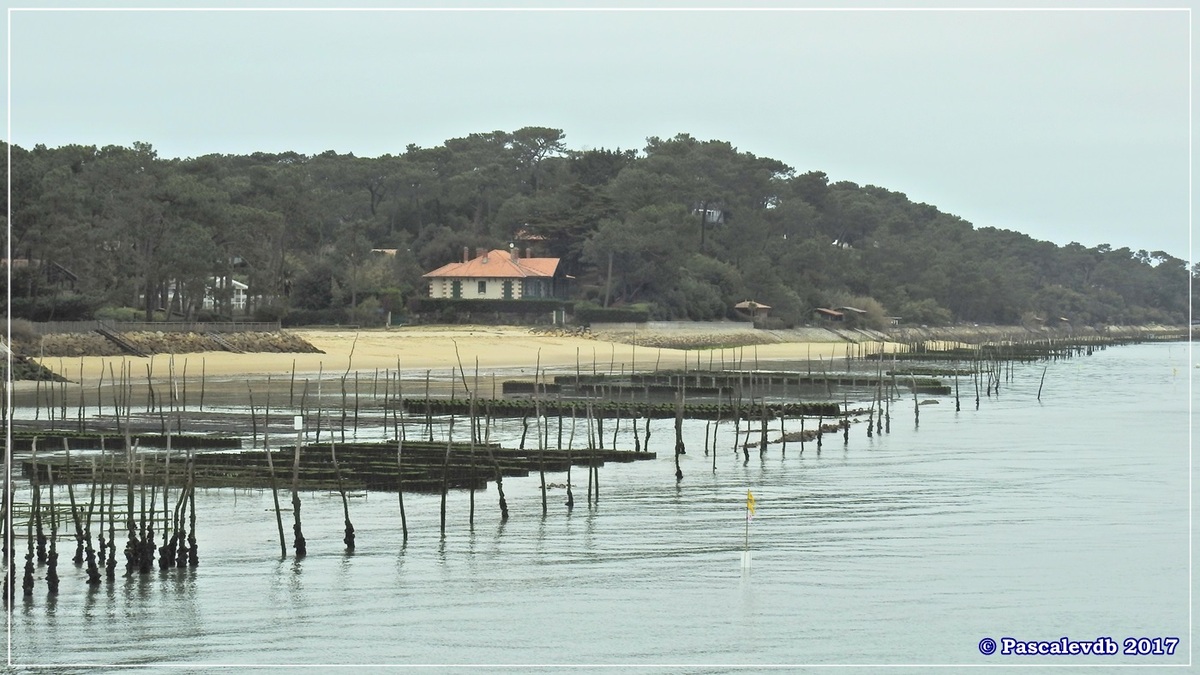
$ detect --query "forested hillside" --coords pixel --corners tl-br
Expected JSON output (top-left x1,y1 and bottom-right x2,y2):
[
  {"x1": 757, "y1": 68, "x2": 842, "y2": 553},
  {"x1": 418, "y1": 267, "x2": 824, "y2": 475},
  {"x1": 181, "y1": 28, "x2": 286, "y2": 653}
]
[{"x1": 4, "y1": 128, "x2": 1193, "y2": 327}]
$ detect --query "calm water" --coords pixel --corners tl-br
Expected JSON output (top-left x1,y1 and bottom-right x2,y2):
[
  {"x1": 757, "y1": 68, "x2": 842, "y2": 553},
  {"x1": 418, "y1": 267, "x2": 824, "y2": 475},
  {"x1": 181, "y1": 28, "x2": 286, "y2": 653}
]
[{"x1": 8, "y1": 342, "x2": 1193, "y2": 672}]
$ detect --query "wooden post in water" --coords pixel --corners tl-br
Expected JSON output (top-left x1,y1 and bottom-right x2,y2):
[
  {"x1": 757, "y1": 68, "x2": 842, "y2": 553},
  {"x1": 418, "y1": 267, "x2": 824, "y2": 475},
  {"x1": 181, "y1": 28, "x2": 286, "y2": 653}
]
[
  {"x1": 954, "y1": 370, "x2": 961, "y2": 412},
  {"x1": 866, "y1": 391, "x2": 875, "y2": 439},
  {"x1": 339, "y1": 348, "x2": 351, "y2": 443},
  {"x1": 353, "y1": 371, "x2": 360, "y2": 437},
  {"x1": 22, "y1": 500, "x2": 34, "y2": 598},
  {"x1": 123, "y1": 424, "x2": 138, "y2": 575},
  {"x1": 425, "y1": 370, "x2": 433, "y2": 442},
  {"x1": 84, "y1": 459, "x2": 101, "y2": 585},
  {"x1": 714, "y1": 387, "x2": 722, "y2": 470},
  {"x1": 76, "y1": 358, "x2": 85, "y2": 431},
  {"x1": 586, "y1": 402, "x2": 596, "y2": 504},
  {"x1": 629, "y1": 389, "x2": 641, "y2": 453},
  {"x1": 482, "y1": 381, "x2": 508, "y2": 520},
  {"x1": 973, "y1": 352, "x2": 981, "y2": 410},
  {"x1": 62, "y1": 439, "x2": 85, "y2": 565},
  {"x1": 106, "y1": 468, "x2": 117, "y2": 580},
  {"x1": 31, "y1": 440, "x2": 45, "y2": 565},
  {"x1": 142, "y1": 463, "x2": 156, "y2": 573},
  {"x1": 673, "y1": 387, "x2": 685, "y2": 482},
  {"x1": 611, "y1": 385, "x2": 621, "y2": 451},
  {"x1": 565, "y1": 404, "x2": 576, "y2": 510},
  {"x1": 396, "y1": 361, "x2": 409, "y2": 541},
  {"x1": 157, "y1": 422, "x2": 172, "y2": 570},
  {"x1": 138, "y1": 460, "x2": 148, "y2": 573},
  {"x1": 186, "y1": 454, "x2": 197, "y2": 567},
  {"x1": 594, "y1": 355, "x2": 604, "y2": 452},
  {"x1": 440, "y1": 407, "x2": 454, "y2": 538},
  {"x1": 173, "y1": 451, "x2": 191, "y2": 568},
  {"x1": 46, "y1": 465, "x2": 58, "y2": 595},
  {"x1": 180, "y1": 358, "x2": 188, "y2": 433},
  {"x1": 260, "y1": 379, "x2": 287, "y2": 559},
  {"x1": 247, "y1": 383, "x2": 259, "y2": 448},
  {"x1": 911, "y1": 377, "x2": 920, "y2": 428},
  {"x1": 468, "y1": 363, "x2": 479, "y2": 527},
  {"x1": 291, "y1": 415, "x2": 306, "y2": 557},
  {"x1": 97, "y1": 439, "x2": 108, "y2": 570},
  {"x1": 843, "y1": 395, "x2": 850, "y2": 445},
  {"x1": 168, "y1": 355, "x2": 178, "y2": 436},
  {"x1": 742, "y1": 375, "x2": 753, "y2": 463},
  {"x1": 780, "y1": 402, "x2": 787, "y2": 455},
  {"x1": 759, "y1": 397, "x2": 769, "y2": 457},
  {"x1": 535, "y1": 356, "x2": 547, "y2": 516},
  {"x1": 315, "y1": 364, "x2": 325, "y2": 446},
  {"x1": 873, "y1": 382, "x2": 882, "y2": 436},
  {"x1": 330, "y1": 439, "x2": 355, "y2": 552}
]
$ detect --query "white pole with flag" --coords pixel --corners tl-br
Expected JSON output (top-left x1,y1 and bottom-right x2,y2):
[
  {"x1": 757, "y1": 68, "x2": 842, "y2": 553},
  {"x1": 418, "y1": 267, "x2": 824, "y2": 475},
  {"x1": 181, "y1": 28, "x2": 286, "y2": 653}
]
[{"x1": 742, "y1": 490, "x2": 756, "y2": 570}]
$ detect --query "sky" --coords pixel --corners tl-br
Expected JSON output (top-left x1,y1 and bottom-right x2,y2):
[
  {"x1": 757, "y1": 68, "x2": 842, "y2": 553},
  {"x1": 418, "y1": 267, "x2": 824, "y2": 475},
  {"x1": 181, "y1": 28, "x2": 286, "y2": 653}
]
[{"x1": 4, "y1": 1, "x2": 1194, "y2": 261}]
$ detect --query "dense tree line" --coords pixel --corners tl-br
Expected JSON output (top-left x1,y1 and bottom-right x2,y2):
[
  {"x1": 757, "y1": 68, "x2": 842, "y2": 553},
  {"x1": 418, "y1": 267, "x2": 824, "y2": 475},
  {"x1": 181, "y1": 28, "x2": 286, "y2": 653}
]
[{"x1": 3, "y1": 128, "x2": 1193, "y2": 327}]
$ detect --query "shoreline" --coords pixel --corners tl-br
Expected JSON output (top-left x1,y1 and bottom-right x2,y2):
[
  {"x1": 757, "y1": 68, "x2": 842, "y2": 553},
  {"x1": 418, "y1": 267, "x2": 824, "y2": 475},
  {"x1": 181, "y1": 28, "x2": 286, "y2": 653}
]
[
  {"x1": 17, "y1": 322, "x2": 1187, "y2": 395},
  {"x1": 24, "y1": 325, "x2": 874, "y2": 390}
]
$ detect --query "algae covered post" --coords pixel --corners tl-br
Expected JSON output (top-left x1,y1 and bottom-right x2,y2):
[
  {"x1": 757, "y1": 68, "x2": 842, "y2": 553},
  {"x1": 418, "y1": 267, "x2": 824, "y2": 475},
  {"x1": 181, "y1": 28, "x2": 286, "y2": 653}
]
[{"x1": 291, "y1": 414, "x2": 306, "y2": 558}]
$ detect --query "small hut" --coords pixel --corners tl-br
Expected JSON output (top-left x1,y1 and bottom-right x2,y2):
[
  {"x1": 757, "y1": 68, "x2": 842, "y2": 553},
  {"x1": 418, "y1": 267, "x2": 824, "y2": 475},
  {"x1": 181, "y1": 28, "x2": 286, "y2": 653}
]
[
  {"x1": 813, "y1": 307, "x2": 844, "y2": 323},
  {"x1": 734, "y1": 300, "x2": 771, "y2": 321}
]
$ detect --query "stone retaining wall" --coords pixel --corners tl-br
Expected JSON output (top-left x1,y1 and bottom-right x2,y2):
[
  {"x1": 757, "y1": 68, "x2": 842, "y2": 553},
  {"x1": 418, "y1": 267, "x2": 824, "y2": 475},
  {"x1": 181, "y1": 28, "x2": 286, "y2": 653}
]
[{"x1": 11, "y1": 331, "x2": 323, "y2": 358}]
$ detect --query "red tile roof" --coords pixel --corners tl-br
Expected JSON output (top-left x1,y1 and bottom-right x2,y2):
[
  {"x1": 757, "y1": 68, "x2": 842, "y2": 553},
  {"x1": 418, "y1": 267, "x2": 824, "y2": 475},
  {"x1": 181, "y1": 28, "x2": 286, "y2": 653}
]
[{"x1": 423, "y1": 249, "x2": 560, "y2": 279}]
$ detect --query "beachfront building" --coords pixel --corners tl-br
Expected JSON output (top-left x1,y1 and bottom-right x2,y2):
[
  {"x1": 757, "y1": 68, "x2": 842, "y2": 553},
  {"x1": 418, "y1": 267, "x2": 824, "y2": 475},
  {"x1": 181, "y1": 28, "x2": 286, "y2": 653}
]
[
  {"x1": 143, "y1": 276, "x2": 251, "y2": 317},
  {"x1": 813, "y1": 307, "x2": 844, "y2": 323},
  {"x1": 203, "y1": 277, "x2": 249, "y2": 311},
  {"x1": 422, "y1": 247, "x2": 569, "y2": 300},
  {"x1": 733, "y1": 300, "x2": 771, "y2": 320}
]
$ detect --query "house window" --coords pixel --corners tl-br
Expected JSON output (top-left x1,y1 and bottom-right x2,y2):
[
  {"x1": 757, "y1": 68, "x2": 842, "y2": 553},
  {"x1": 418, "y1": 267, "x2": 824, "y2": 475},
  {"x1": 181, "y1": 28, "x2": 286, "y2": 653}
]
[
  {"x1": 525, "y1": 280, "x2": 547, "y2": 298},
  {"x1": 477, "y1": 280, "x2": 487, "y2": 295},
  {"x1": 502, "y1": 280, "x2": 513, "y2": 299},
  {"x1": 451, "y1": 280, "x2": 462, "y2": 299}
]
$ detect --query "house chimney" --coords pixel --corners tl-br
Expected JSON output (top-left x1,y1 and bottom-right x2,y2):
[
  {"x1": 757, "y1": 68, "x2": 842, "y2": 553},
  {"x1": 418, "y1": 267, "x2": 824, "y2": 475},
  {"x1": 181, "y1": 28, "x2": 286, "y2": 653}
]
[
  {"x1": 525, "y1": 247, "x2": 532, "y2": 259},
  {"x1": 462, "y1": 246, "x2": 469, "y2": 263},
  {"x1": 510, "y1": 243, "x2": 519, "y2": 263},
  {"x1": 481, "y1": 249, "x2": 489, "y2": 263}
]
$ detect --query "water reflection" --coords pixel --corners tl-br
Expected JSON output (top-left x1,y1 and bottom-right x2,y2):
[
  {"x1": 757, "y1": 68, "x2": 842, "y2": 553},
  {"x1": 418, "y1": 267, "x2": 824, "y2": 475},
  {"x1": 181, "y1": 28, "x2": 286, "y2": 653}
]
[{"x1": 8, "y1": 344, "x2": 1192, "y2": 667}]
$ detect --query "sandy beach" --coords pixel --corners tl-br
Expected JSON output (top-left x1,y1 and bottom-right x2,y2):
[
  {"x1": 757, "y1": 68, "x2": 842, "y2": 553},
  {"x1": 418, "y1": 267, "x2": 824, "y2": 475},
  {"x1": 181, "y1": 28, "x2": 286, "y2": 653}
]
[{"x1": 27, "y1": 324, "x2": 875, "y2": 390}]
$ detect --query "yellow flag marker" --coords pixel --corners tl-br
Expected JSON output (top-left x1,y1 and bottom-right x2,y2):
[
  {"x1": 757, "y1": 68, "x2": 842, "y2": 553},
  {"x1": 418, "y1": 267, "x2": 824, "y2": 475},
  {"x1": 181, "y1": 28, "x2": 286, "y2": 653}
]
[{"x1": 747, "y1": 490, "x2": 756, "y2": 517}]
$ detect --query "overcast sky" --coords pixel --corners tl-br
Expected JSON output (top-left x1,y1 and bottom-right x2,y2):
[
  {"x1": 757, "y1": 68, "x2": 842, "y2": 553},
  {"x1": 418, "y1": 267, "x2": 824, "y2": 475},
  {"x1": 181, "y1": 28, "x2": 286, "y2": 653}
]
[{"x1": 5, "y1": 1, "x2": 1193, "y2": 261}]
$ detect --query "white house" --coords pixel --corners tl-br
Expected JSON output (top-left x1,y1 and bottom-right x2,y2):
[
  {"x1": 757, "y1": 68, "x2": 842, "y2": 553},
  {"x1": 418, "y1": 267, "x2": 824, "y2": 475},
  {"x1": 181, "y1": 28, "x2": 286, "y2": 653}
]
[
  {"x1": 422, "y1": 247, "x2": 567, "y2": 300},
  {"x1": 204, "y1": 277, "x2": 248, "y2": 311}
]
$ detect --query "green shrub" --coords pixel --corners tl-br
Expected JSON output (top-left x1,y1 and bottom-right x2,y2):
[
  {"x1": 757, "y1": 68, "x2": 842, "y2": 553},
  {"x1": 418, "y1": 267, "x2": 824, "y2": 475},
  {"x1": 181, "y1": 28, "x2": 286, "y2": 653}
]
[
  {"x1": 10, "y1": 293, "x2": 103, "y2": 321},
  {"x1": 411, "y1": 298, "x2": 571, "y2": 314},
  {"x1": 574, "y1": 302, "x2": 650, "y2": 324},
  {"x1": 253, "y1": 303, "x2": 289, "y2": 323},
  {"x1": 281, "y1": 307, "x2": 350, "y2": 327},
  {"x1": 405, "y1": 298, "x2": 572, "y2": 325},
  {"x1": 348, "y1": 297, "x2": 386, "y2": 327},
  {"x1": 96, "y1": 306, "x2": 146, "y2": 322},
  {"x1": 9, "y1": 319, "x2": 38, "y2": 342}
]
